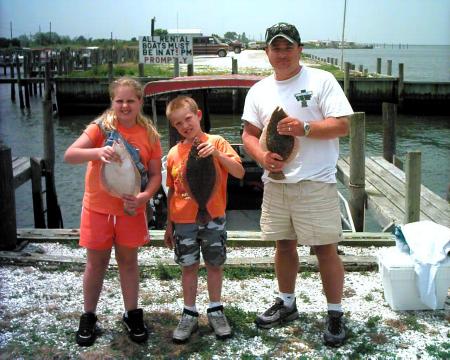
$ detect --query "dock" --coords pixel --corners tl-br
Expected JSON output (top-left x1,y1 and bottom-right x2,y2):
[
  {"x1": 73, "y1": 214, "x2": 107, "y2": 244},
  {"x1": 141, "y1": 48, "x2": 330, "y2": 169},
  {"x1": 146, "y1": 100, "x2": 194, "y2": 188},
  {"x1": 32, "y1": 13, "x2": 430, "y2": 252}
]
[{"x1": 338, "y1": 156, "x2": 450, "y2": 230}]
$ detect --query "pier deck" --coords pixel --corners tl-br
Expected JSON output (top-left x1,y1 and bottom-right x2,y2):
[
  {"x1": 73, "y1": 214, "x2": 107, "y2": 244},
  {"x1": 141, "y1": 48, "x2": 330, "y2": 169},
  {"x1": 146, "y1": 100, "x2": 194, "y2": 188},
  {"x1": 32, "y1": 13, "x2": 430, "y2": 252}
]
[{"x1": 337, "y1": 156, "x2": 450, "y2": 229}]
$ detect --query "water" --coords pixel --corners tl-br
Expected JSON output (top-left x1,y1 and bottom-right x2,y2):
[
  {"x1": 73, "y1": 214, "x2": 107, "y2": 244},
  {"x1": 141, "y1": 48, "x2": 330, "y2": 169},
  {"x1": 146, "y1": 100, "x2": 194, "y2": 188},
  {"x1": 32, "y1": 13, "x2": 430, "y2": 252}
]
[
  {"x1": 1, "y1": 82, "x2": 449, "y2": 230},
  {"x1": 304, "y1": 45, "x2": 450, "y2": 82}
]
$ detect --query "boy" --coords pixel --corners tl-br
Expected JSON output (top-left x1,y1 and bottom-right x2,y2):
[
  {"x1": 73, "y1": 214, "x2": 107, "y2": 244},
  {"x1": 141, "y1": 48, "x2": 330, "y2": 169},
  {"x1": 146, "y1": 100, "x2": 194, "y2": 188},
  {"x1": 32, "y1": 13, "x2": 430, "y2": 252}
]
[{"x1": 164, "y1": 96, "x2": 244, "y2": 343}]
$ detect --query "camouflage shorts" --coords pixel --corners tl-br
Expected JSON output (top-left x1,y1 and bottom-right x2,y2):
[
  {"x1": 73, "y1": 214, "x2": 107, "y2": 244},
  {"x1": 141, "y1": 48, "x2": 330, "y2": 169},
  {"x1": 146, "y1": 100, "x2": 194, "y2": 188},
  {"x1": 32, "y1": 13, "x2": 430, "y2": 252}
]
[{"x1": 173, "y1": 216, "x2": 227, "y2": 267}]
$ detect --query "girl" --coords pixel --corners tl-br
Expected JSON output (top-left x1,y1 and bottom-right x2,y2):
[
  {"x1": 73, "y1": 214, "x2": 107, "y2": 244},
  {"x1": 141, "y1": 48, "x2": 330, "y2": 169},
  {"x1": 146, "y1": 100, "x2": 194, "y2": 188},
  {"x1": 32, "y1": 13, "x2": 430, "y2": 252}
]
[{"x1": 64, "y1": 77, "x2": 162, "y2": 346}]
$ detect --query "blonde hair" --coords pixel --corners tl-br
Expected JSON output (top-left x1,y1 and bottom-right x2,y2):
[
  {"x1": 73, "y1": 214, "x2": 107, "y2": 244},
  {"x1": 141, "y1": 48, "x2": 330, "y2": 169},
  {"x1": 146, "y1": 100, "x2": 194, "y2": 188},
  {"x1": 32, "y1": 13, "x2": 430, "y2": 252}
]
[
  {"x1": 165, "y1": 96, "x2": 199, "y2": 123},
  {"x1": 92, "y1": 77, "x2": 159, "y2": 143}
]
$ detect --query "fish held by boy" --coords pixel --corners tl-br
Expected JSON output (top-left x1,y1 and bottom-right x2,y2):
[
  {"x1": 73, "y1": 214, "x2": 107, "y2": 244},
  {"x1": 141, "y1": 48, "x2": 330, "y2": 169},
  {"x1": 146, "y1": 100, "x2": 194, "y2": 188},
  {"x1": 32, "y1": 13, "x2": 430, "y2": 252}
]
[
  {"x1": 101, "y1": 139, "x2": 141, "y2": 215},
  {"x1": 183, "y1": 137, "x2": 218, "y2": 225},
  {"x1": 260, "y1": 106, "x2": 299, "y2": 180}
]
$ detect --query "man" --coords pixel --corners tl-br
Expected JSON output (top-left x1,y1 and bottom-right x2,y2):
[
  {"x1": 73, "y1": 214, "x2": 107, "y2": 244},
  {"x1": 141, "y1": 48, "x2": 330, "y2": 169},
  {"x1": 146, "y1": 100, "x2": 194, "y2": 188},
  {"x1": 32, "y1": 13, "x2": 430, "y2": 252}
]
[{"x1": 241, "y1": 22, "x2": 353, "y2": 347}]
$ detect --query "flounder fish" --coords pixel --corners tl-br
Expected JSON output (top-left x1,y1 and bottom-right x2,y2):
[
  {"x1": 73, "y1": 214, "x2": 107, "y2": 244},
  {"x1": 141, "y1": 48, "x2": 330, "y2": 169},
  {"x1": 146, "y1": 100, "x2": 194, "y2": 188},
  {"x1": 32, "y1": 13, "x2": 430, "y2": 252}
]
[
  {"x1": 260, "y1": 106, "x2": 299, "y2": 180},
  {"x1": 183, "y1": 137, "x2": 218, "y2": 225},
  {"x1": 101, "y1": 140, "x2": 141, "y2": 215}
]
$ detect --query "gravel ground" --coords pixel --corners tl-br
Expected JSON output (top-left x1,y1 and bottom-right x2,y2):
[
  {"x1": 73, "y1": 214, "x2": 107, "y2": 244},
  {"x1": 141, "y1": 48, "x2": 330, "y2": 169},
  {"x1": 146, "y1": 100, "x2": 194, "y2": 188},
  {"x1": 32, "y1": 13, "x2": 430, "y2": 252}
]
[{"x1": 1, "y1": 243, "x2": 449, "y2": 359}]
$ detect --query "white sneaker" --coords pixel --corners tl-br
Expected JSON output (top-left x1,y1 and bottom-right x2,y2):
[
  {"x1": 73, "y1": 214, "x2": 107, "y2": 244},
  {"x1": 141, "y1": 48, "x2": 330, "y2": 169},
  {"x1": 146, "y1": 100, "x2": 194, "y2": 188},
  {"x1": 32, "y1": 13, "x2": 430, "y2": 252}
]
[
  {"x1": 172, "y1": 309, "x2": 199, "y2": 343},
  {"x1": 207, "y1": 305, "x2": 232, "y2": 339}
]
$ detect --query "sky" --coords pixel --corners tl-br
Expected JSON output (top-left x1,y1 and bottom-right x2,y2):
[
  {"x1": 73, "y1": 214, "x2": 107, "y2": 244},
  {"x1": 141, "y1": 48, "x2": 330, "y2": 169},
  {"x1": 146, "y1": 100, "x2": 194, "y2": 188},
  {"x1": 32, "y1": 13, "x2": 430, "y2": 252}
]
[{"x1": 0, "y1": 0, "x2": 449, "y2": 45}]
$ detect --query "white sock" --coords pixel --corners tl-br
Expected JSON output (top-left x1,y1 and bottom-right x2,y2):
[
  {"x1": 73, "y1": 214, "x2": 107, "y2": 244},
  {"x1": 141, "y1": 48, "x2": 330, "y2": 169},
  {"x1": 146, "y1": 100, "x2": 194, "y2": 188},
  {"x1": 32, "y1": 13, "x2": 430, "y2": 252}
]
[
  {"x1": 327, "y1": 303, "x2": 343, "y2": 312},
  {"x1": 208, "y1": 302, "x2": 222, "y2": 309},
  {"x1": 184, "y1": 304, "x2": 197, "y2": 313},
  {"x1": 279, "y1": 292, "x2": 295, "y2": 308}
]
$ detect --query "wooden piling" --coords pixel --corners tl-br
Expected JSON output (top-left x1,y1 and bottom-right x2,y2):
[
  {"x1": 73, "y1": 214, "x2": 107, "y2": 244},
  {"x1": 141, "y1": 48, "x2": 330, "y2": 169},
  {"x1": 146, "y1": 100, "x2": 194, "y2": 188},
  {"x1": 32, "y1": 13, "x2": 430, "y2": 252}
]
[
  {"x1": 187, "y1": 63, "x2": 194, "y2": 76},
  {"x1": 382, "y1": 102, "x2": 397, "y2": 163},
  {"x1": 43, "y1": 64, "x2": 62, "y2": 228},
  {"x1": 387, "y1": 60, "x2": 392, "y2": 76},
  {"x1": 0, "y1": 146, "x2": 17, "y2": 250},
  {"x1": 405, "y1": 151, "x2": 421, "y2": 223},
  {"x1": 232, "y1": 58, "x2": 238, "y2": 114},
  {"x1": 174, "y1": 58, "x2": 180, "y2": 77},
  {"x1": 138, "y1": 63, "x2": 144, "y2": 77},
  {"x1": 398, "y1": 63, "x2": 404, "y2": 110},
  {"x1": 30, "y1": 157, "x2": 46, "y2": 228},
  {"x1": 344, "y1": 62, "x2": 350, "y2": 98},
  {"x1": 376, "y1": 58, "x2": 381, "y2": 74},
  {"x1": 10, "y1": 62, "x2": 15, "y2": 102},
  {"x1": 108, "y1": 61, "x2": 113, "y2": 83},
  {"x1": 349, "y1": 112, "x2": 366, "y2": 231},
  {"x1": 16, "y1": 56, "x2": 24, "y2": 109}
]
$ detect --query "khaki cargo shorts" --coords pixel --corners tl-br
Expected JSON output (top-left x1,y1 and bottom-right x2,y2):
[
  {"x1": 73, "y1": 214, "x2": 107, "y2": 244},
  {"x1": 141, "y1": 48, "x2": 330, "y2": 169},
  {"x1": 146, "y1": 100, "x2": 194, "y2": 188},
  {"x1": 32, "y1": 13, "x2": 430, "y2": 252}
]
[{"x1": 260, "y1": 181, "x2": 343, "y2": 245}]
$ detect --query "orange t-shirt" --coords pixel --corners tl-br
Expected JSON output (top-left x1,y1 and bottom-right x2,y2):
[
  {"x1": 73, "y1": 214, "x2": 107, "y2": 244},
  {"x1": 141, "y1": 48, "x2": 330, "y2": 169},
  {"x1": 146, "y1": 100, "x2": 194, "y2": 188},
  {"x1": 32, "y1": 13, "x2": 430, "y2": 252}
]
[
  {"x1": 82, "y1": 122, "x2": 162, "y2": 216},
  {"x1": 166, "y1": 133, "x2": 241, "y2": 223}
]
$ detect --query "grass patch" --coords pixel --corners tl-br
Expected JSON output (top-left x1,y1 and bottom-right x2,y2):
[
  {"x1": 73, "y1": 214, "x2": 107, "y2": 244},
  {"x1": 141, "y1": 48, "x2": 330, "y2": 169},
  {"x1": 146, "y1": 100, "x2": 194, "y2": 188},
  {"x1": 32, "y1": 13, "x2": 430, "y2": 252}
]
[{"x1": 426, "y1": 342, "x2": 450, "y2": 359}]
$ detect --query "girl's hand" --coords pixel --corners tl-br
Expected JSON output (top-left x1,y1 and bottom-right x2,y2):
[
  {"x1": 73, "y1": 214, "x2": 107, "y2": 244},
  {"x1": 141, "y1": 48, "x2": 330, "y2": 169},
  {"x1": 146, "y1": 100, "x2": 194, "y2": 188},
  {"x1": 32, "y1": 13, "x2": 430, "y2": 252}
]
[
  {"x1": 197, "y1": 142, "x2": 218, "y2": 158},
  {"x1": 164, "y1": 223, "x2": 174, "y2": 249},
  {"x1": 99, "y1": 145, "x2": 120, "y2": 163}
]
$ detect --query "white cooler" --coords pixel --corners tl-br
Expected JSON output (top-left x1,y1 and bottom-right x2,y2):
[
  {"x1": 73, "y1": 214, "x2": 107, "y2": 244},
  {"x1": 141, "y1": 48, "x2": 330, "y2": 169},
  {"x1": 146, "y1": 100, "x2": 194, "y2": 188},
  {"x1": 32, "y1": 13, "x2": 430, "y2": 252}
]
[{"x1": 377, "y1": 247, "x2": 450, "y2": 311}]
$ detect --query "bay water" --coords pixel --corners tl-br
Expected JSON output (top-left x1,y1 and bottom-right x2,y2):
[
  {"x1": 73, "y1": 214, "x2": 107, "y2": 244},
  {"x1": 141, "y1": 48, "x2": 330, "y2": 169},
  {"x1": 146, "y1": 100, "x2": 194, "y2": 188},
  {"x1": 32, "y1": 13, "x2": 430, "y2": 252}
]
[{"x1": 304, "y1": 45, "x2": 450, "y2": 82}]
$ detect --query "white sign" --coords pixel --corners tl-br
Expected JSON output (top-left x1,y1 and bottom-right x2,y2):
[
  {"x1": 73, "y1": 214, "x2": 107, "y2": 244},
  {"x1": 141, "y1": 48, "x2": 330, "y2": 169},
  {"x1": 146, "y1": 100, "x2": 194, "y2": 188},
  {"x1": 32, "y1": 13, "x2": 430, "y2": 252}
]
[{"x1": 139, "y1": 36, "x2": 193, "y2": 64}]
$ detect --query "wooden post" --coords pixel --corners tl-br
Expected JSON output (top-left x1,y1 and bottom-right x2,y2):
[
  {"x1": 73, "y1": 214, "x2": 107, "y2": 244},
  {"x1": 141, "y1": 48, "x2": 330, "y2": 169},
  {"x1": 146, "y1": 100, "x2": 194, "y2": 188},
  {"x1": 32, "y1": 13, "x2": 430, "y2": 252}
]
[
  {"x1": 187, "y1": 63, "x2": 194, "y2": 76},
  {"x1": 349, "y1": 112, "x2": 366, "y2": 232},
  {"x1": 232, "y1": 58, "x2": 239, "y2": 114},
  {"x1": 0, "y1": 146, "x2": 17, "y2": 250},
  {"x1": 16, "y1": 56, "x2": 25, "y2": 109},
  {"x1": 10, "y1": 61, "x2": 15, "y2": 102},
  {"x1": 43, "y1": 64, "x2": 62, "y2": 228},
  {"x1": 398, "y1": 63, "x2": 404, "y2": 110},
  {"x1": 108, "y1": 60, "x2": 113, "y2": 83},
  {"x1": 174, "y1": 57, "x2": 180, "y2": 77},
  {"x1": 138, "y1": 63, "x2": 144, "y2": 77},
  {"x1": 382, "y1": 102, "x2": 397, "y2": 163},
  {"x1": 405, "y1": 151, "x2": 421, "y2": 223},
  {"x1": 387, "y1": 60, "x2": 392, "y2": 76},
  {"x1": 376, "y1": 58, "x2": 381, "y2": 74},
  {"x1": 344, "y1": 62, "x2": 350, "y2": 98},
  {"x1": 151, "y1": 97, "x2": 158, "y2": 127},
  {"x1": 31, "y1": 157, "x2": 46, "y2": 228}
]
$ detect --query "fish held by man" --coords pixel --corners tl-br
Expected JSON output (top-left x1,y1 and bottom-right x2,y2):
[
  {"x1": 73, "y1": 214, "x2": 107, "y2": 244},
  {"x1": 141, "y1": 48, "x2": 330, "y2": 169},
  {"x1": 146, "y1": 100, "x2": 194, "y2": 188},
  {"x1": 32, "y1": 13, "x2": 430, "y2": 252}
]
[
  {"x1": 101, "y1": 140, "x2": 141, "y2": 215},
  {"x1": 260, "y1": 106, "x2": 299, "y2": 180},
  {"x1": 183, "y1": 138, "x2": 218, "y2": 225}
]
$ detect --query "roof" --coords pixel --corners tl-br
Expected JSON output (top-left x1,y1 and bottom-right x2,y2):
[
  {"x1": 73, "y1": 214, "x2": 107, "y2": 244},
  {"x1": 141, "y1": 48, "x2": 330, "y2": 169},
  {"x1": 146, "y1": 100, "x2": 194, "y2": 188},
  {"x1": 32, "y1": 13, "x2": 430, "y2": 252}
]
[{"x1": 144, "y1": 74, "x2": 264, "y2": 97}]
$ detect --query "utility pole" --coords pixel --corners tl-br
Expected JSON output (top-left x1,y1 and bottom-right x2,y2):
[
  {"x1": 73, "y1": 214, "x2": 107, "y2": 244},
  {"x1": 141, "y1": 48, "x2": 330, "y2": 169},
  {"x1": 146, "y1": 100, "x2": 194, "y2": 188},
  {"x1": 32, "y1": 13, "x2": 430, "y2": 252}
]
[
  {"x1": 10, "y1": 21, "x2": 12, "y2": 40},
  {"x1": 151, "y1": 17, "x2": 155, "y2": 36},
  {"x1": 49, "y1": 21, "x2": 52, "y2": 44},
  {"x1": 340, "y1": 0, "x2": 347, "y2": 70}
]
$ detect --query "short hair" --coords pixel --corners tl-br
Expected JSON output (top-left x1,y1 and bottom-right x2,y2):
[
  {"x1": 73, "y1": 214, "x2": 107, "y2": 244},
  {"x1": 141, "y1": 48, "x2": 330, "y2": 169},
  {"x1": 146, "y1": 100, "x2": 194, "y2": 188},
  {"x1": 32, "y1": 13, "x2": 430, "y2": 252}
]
[{"x1": 166, "y1": 96, "x2": 199, "y2": 121}]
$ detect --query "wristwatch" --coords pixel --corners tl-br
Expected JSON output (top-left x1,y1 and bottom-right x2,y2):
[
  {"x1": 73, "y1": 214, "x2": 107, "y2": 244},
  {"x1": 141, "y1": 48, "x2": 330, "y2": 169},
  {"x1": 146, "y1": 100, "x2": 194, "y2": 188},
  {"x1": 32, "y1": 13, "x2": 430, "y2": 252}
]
[{"x1": 303, "y1": 121, "x2": 311, "y2": 137}]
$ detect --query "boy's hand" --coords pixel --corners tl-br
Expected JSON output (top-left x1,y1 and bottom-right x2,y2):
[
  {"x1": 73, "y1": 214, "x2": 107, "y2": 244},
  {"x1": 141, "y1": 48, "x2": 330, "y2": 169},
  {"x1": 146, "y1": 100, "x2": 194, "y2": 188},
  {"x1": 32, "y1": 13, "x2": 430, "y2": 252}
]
[
  {"x1": 197, "y1": 142, "x2": 218, "y2": 158},
  {"x1": 164, "y1": 223, "x2": 174, "y2": 249}
]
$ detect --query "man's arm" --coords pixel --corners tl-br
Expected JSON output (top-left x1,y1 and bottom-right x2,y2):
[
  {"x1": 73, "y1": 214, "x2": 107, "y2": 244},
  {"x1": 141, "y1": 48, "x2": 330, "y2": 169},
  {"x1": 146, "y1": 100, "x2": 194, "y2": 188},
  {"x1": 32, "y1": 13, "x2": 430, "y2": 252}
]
[{"x1": 276, "y1": 116, "x2": 349, "y2": 139}]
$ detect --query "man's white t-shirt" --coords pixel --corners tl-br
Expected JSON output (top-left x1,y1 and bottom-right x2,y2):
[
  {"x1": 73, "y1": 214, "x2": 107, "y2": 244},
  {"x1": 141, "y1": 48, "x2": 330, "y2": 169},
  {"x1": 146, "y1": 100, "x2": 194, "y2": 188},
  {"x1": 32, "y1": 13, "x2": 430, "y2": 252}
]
[{"x1": 242, "y1": 66, "x2": 354, "y2": 184}]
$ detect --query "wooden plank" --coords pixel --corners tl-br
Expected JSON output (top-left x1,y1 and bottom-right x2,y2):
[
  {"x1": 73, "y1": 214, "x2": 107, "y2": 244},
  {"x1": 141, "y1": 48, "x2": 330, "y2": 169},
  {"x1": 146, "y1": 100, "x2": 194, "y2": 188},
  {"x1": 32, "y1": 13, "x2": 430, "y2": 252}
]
[
  {"x1": 0, "y1": 250, "x2": 378, "y2": 272},
  {"x1": 16, "y1": 228, "x2": 395, "y2": 247},
  {"x1": 366, "y1": 157, "x2": 442, "y2": 223},
  {"x1": 12, "y1": 157, "x2": 31, "y2": 189},
  {"x1": 338, "y1": 157, "x2": 404, "y2": 227},
  {"x1": 371, "y1": 156, "x2": 450, "y2": 219}
]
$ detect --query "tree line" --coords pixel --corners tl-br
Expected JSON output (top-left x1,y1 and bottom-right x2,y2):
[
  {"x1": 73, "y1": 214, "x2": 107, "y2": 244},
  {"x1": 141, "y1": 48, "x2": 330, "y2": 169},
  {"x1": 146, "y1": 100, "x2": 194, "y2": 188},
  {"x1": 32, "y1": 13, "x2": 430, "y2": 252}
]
[{"x1": 0, "y1": 29, "x2": 252, "y2": 49}]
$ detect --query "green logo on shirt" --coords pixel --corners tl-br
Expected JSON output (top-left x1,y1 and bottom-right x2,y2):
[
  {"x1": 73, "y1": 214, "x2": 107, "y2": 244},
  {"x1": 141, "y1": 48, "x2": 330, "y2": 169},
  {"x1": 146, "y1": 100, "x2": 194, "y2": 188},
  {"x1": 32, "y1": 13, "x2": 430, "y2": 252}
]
[{"x1": 294, "y1": 90, "x2": 313, "y2": 107}]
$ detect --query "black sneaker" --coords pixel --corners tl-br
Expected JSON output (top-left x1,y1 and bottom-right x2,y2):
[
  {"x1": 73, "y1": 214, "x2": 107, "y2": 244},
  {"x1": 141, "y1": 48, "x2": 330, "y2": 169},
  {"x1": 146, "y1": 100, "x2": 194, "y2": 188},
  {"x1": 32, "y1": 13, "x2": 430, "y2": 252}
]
[
  {"x1": 76, "y1": 312, "x2": 101, "y2": 347},
  {"x1": 123, "y1": 308, "x2": 149, "y2": 343},
  {"x1": 255, "y1": 297, "x2": 299, "y2": 329},
  {"x1": 323, "y1": 310, "x2": 347, "y2": 347}
]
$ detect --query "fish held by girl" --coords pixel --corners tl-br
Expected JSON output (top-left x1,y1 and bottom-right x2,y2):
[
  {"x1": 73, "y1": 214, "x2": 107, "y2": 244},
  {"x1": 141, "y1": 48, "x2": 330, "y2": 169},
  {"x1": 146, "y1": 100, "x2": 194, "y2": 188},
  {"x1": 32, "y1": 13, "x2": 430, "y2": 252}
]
[{"x1": 101, "y1": 139, "x2": 141, "y2": 215}]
